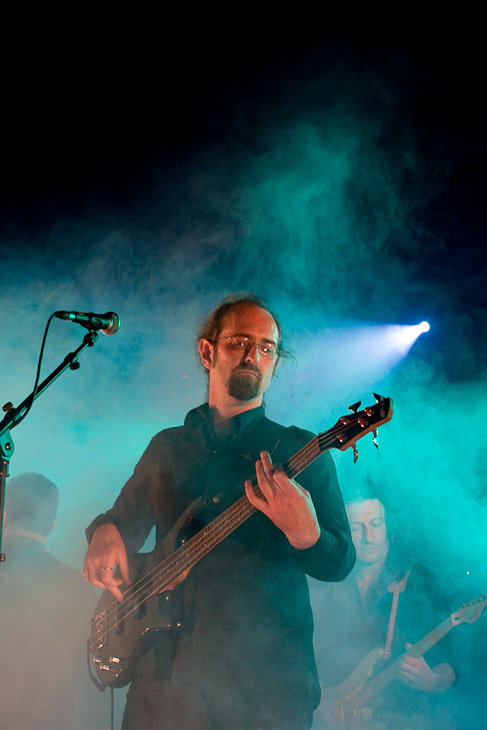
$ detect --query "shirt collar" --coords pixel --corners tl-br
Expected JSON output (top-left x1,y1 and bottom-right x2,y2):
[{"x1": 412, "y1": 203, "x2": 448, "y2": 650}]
[{"x1": 184, "y1": 402, "x2": 265, "y2": 445}]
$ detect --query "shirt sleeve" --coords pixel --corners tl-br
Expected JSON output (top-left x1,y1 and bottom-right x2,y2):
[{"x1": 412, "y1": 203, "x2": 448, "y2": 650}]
[
  {"x1": 85, "y1": 432, "x2": 172, "y2": 552},
  {"x1": 284, "y1": 426, "x2": 356, "y2": 582}
]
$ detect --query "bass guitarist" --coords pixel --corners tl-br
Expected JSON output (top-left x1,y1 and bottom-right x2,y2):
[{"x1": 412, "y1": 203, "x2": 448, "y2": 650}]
[{"x1": 83, "y1": 293, "x2": 356, "y2": 730}]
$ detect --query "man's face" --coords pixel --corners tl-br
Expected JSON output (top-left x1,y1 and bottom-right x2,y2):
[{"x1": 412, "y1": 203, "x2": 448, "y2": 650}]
[
  {"x1": 346, "y1": 498, "x2": 389, "y2": 566},
  {"x1": 201, "y1": 303, "x2": 280, "y2": 406}
]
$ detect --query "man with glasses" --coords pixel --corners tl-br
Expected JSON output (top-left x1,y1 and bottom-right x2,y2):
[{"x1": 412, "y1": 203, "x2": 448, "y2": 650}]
[{"x1": 84, "y1": 293, "x2": 355, "y2": 730}]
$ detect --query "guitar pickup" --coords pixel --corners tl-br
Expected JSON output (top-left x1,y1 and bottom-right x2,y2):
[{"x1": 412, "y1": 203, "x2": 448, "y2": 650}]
[{"x1": 94, "y1": 655, "x2": 126, "y2": 674}]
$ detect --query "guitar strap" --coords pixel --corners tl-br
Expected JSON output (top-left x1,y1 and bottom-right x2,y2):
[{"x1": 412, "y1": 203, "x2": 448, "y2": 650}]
[{"x1": 384, "y1": 571, "x2": 410, "y2": 659}]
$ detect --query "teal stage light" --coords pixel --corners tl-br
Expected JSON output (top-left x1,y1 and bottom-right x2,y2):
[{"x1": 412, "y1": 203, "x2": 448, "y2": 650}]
[{"x1": 390, "y1": 320, "x2": 431, "y2": 356}]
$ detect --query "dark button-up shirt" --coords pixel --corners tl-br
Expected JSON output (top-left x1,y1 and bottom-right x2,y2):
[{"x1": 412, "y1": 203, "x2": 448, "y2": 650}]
[{"x1": 87, "y1": 403, "x2": 355, "y2": 721}]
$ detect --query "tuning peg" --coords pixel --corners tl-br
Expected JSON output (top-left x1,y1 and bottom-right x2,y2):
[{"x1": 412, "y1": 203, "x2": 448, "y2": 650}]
[
  {"x1": 348, "y1": 401, "x2": 361, "y2": 414},
  {"x1": 372, "y1": 429, "x2": 379, "y2": 449},
  {"x1": 372, "y1": 393, "x2": 383, "y2": 403},
  {"x1": 352, "y1": 444, "x2": 359, "y2": 463}
]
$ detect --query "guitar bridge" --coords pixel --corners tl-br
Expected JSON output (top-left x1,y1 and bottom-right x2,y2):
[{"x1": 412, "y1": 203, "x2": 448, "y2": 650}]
[{"x1": 91, "y1": 611, "x2": 108, "y2": 650}]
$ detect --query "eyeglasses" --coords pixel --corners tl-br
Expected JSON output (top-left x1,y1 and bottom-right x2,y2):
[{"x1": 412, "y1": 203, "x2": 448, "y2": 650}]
[{"x1": 215, "y1": 335, "x2": 279, "y2": 358}]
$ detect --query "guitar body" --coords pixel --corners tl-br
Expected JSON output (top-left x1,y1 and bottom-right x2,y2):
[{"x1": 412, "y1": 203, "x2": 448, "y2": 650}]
[
  {"x1": 90, "y1": 496, "x2": 205, "y2": 688},
  {"x1": 314, "y1": 593, "x2": 487, "y2": 729},
  {"x1": 91, "y1": 580, "x2": 182, "y2": 688},
  {"x1": 317, "y1": 649, "x2": 385, "y2": 729}
]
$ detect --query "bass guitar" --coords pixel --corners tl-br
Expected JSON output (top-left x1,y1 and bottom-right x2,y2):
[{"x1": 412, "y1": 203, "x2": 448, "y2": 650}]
[
  {"x1": 315, "y1": 593, "x2": 487, "y2": 729},
  {"x1": 90, "y1": 395, "x2": 393, "y2": 688}
]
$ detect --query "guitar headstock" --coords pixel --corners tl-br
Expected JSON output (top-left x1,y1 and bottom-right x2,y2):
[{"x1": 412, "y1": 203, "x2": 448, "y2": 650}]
[
  {"x1": 452, "y1": 594, "x2": 487, "y2": 626},
  {"x1": 318, "y1": 394, "x2": 393, "y2": 462}
]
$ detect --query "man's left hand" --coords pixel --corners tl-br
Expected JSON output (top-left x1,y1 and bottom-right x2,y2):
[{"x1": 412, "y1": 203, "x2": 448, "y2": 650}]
[
  {"x1": 397, "y1": 644, "x2": 455, "y2": 692},
  {"x1": 244, "y1": 450, "x2": 321, "y2": 550}
]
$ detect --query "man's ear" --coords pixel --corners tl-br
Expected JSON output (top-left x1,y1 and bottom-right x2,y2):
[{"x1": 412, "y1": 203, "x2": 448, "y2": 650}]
[
  {"x1": 272, "y1": 357, "x2": 280, "y2": 376},
  {"x1": 199, "y1": 339, "x2": 214, "y2": 370}
]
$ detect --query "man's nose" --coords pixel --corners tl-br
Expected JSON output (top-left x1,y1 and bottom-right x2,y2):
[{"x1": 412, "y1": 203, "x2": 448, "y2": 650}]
[
  {"x1": 363, "y1": 525, "x2": 374, "y2": 543},
  {"x1": 243, "y1": 343, "x2": 260, "y2": 363}
]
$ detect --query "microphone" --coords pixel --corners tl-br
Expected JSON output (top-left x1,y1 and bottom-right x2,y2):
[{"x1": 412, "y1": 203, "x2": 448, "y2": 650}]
[{"x1": 55, "y1": 311, "x2": 122, "y2": 336}]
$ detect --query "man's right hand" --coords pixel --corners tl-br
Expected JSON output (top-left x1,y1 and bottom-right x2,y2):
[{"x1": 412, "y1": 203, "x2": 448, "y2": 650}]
[{"x1": 83, "y1": 523, "x2": 130, "y2": 602}]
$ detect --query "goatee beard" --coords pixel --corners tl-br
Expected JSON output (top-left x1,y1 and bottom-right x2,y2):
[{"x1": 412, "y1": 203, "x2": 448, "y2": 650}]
[{"x1": 228, "y1": 366, "x2": 262, "y2": 400}]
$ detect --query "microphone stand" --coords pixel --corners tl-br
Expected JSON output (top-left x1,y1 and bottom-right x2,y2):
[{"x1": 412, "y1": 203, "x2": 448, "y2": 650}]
[{"x1": 0, "y1": 330, "x2": 99, "y2": 563}]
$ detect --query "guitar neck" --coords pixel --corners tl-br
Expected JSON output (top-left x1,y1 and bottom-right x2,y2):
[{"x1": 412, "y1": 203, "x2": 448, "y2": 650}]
[
  {"x1": 150, "y1": 433, "x2": 327, "y2": 593},
  {"x1": 96, "y1": 397, "x2": 393, "y2": 636},
  {"x1": 109, "y1": 433, "x2": 330, "y2": 625},
  {"x1": 409, "y1": 616, "x2": 454, "y2": 658},
  {"x1": 122, "y1": 400, "x2": 394, "y2": 614}
]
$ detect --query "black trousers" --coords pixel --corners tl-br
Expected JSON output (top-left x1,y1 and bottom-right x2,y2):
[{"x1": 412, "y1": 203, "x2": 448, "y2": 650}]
[{"x1": 121, "y1": 678, "x2": 314, "y2": 730}]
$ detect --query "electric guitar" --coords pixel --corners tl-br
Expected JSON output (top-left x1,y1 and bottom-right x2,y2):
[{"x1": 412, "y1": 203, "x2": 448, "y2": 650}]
[
  {"x1": 89, "y1": 395, "x2": 393, "y2": 688},
  {"x1": 315, "y1": 593, "x2": 487, "y2": 729}
]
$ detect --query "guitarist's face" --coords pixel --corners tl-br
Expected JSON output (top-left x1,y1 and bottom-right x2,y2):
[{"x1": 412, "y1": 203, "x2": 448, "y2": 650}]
[
  {"x1": 346, "y1": 498, "x2": 389, "y2": 566},
  {"x1": 201, "y1": 303, "x2": 280, "y2": 408}
]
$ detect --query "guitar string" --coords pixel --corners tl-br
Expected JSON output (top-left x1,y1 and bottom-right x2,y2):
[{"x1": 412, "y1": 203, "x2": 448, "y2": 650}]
[
  {"x1": 93, "y1": 417, "x2": 379, "y2": 643},
  {"x1": 93, "y1": 438, "x2": 327, "y2": 642},
  {"x1": 93, "y1": 406, "x2": 388, "y2": 643},
  {"x1": 92, "y1": 409, "x2": 385, "y2": 642},
  {"x1": 94, "y1": 430, "x2": 335, "y2": 639},
  {"x1": 93, "y1": 493, "x2": 259, "y2": 642}
]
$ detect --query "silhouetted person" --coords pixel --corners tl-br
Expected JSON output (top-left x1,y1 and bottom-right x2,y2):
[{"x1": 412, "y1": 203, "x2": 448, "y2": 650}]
[
  {"x1": 0, "y1": 472, "x2": 105, "y2": 730},
  {"x1": 309, "y1": 489, "x2": 457, "y2": 730}
]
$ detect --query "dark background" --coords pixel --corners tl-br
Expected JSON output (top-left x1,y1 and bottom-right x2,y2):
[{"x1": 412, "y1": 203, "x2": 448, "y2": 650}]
[
  {"x1": 2, "y1": 15, "x2": 485, "y2": 242},
  {"x1": 2, "y1": 10, "x2": 485, "y2": 376}
]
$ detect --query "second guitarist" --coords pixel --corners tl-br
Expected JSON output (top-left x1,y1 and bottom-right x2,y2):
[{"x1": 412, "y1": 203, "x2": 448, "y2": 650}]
[{"x1": 309, "y1": 489, "x2": 457, "y2": 730}]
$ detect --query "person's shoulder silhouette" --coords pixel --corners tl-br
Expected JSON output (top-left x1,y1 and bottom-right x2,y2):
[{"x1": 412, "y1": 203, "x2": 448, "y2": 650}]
[{"x1": 0, "y1": 473, "x2": 105, "y2": 730}]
